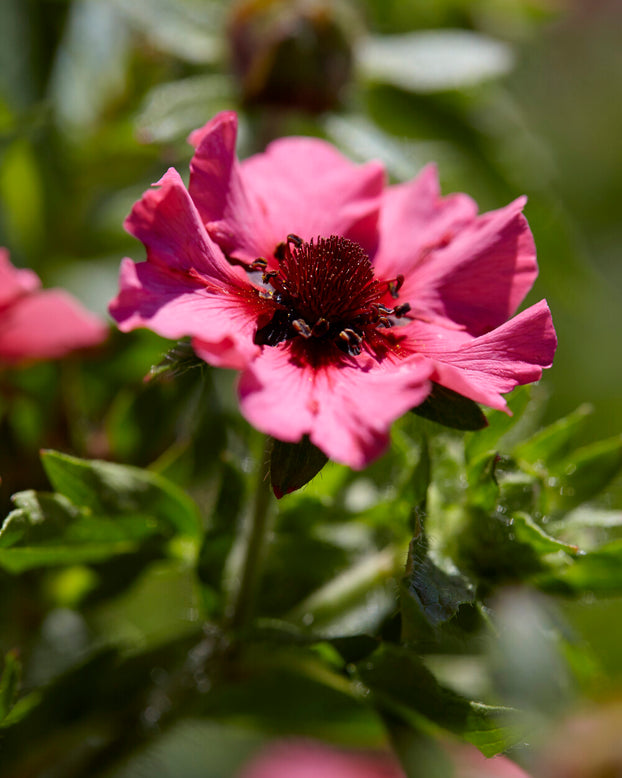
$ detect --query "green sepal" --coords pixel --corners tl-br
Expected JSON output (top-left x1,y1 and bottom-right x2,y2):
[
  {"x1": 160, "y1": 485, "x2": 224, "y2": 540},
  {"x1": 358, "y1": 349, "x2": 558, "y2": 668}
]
[
  {"x1": 270, "y1": 436, "x2": 329, "y2": 498},
  {"x1": 412, "y1": 383, "x2": 488, "y2": 431}
]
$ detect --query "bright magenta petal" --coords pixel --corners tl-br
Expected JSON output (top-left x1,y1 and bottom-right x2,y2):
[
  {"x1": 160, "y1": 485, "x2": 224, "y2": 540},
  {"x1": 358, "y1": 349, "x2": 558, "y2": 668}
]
[
  {"x1": 188, "y1": 111, "x2": 384, "y2": 263},
  {"x1": 188, "y1": 112, "x2": 274, "y2": 264},
  {"x1": 239, "y1": 347, "x2": 431, "y2": 469},
  {"x1": 0, "y1": 289, "x2": 107, "y2": 363},
  {"x1": 408, "y1": 299, "x2": 557, "y2": 411},
  {"x1": 110, "y1": 258, "x2": 261, "y2": 370},
  {"x1": 124, "y1": 167, "x2": 247, "y2": 287},
  {"x1": 375, "y1": 167, "x2": 538, "y2": 334},
  {"x1": 0, "y1": 247, "x2": 41, "y2": 306}
]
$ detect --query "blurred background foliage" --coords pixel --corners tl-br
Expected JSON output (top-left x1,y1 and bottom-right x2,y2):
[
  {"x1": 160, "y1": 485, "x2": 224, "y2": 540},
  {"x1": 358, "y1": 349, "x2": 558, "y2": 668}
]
[{"x1": 2, "y1": 0, "x2": 622, "y2": 776}]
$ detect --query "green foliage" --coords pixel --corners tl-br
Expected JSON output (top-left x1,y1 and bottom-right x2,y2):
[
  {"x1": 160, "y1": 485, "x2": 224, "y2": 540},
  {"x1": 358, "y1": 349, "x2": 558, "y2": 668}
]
[{"x1": 1, "y1": 0, "x2": 622, "y2": 774}]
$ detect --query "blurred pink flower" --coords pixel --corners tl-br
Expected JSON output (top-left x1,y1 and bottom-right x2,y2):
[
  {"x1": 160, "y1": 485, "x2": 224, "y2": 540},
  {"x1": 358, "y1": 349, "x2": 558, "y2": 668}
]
[
  {"x1": 0, "y1": 249, "x2": 107, "y2": 364},
  {"x1": 109, "y1": 111, "x2": 556, "y2": 468},
  {"x1": 237, "y1": 739, "x2": 532, "y2": 778}
]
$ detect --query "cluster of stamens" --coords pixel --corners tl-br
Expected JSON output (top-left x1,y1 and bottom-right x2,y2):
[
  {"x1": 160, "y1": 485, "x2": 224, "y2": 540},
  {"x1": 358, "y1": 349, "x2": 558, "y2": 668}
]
[{"x1": 249, "y1": 234, "x2": 410, "y2": 357}]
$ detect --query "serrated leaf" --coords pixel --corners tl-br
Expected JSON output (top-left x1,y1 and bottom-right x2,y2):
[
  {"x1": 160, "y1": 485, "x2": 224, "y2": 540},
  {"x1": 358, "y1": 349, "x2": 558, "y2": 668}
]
[
  {"x1": 357, "y1": 644, "x2": 527, "y2": 756},
  {"x1": 412, "y1": 383, "x2": 488, "y2": 431},
  {"x1": 40, "y1": 450, "x2": 201, "y2": 538},
  {"x1": 270, "y1": 436, "x2": 329, "y2": 499},
  {"x1": 401, "y1": 523, "x2": 476, "y2": 645},
  {"x1": 358, "y1": 30, "x2": 514, "y2": 93},
  {"x1": 147, "y1": 339, "x2": 206, "y2": 381}
]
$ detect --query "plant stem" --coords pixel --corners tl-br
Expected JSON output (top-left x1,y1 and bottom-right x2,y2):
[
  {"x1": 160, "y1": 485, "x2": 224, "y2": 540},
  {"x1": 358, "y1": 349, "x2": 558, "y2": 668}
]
[{"x1": 227, "y1": 437, "x2": 273, "y2": 631}]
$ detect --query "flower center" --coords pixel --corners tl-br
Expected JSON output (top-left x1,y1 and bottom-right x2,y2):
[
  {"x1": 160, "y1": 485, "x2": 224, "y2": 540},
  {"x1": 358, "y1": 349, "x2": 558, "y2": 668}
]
[{"x1": 250, "y1": 234, "x2": 409, "y2": 356}]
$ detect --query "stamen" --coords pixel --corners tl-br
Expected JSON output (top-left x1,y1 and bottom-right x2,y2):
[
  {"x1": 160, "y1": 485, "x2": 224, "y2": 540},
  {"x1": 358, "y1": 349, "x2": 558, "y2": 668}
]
[
  {"x1": 292, "y1": 319, "x2": 312, "y2": 338},
  {"x1": 249, "y1": 235, "x2": 411, "y2": 356},
  {"x1": 248, "y1": 258, "x2": 268, "y2": 272},
  {"x1": 387, "y1": 274, "x2": 404, "y2": 299}
]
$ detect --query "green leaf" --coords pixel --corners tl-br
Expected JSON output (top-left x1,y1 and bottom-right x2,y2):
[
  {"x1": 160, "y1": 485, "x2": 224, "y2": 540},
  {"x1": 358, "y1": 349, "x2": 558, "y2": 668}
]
[
  {"x1": 111, "y1": 0, "x2": 224, "y2": 64},
  {"x1": 514, "y1": 404, "x2": 593, "y2": 468},
  {"x1": 358, "y1": 30, "x2": 514, "y2": 93},
  {"x1": 401, "y1": 522, "x2": 478, "y2": 648},
  {"x1": 49, "y1": 0, "x2": 131, "y2": 132},
  {"x1": 270, "y1": 436, "x2": 329, "y2": 498},
  {"x1": 412, "y1": 383, "x2": 488, "y2": 431},
  {"x1": 40, "y1": 450, "x2": 201, "y2": 538},
  {"x1": 465, "y1": 386, "x2": 533, "y2": 464},
  {"x1": 136, "y1": 74, "x2": 235, "y2": 143},
  {"x1": 511, "y1": 512, "x2": 579, "y2": 557},
  {"x1": 536, "y1": 539, "x2": 622, "y2": 596},
  {"x1": 198, "y1": 644, "x2": 384, "y2": 746},
  {"x1": 0, "y1": 651, "x2": 21, "y2": 724},
  {"x1": 357, "y1": 644, "x2": 527, "y2": 756},
  {"x1": 544, "y1": 436, "x2": 622, "y2": 514},
  {"x1": 0, "y1": 491, "x2": 157, "y2": 573}
]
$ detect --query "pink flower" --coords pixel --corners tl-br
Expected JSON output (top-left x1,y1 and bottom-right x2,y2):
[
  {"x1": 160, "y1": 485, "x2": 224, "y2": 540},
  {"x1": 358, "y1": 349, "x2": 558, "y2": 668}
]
[
  {"x1": 0, "y1": 249, "x2": 108, "y2": 364},
  {"x1": 237, "y1": 741, "x2": 404, "y2": 778},
  {"x1": 109, "y1": 111, "x2": 556, "y2": 469},
  {"x1": 236, "y1": 739, "x2": 533, "y2": 778}
]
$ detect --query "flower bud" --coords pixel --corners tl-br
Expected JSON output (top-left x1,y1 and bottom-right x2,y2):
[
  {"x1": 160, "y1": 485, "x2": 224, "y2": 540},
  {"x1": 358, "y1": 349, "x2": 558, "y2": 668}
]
[{"x1": 228, "y1": 0, "x2": 357, "y2": 112}]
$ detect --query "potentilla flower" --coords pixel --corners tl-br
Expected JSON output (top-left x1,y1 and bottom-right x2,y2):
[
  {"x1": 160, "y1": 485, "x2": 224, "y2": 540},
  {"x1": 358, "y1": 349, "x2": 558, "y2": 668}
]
[
  {"x1": 109, "y1": 111, "x2": 556, "y2": 469},
  {"x1": 0, "y1": 249, "x2": 108, "y2": 364}
]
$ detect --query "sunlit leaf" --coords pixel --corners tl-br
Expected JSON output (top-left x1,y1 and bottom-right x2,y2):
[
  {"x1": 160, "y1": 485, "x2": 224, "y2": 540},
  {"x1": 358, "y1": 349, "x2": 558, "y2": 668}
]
[
  {"x1": 41, "y1": 450, "x2": 201, "y2": 538},
  {"x1": 49, "y1": 0, "x2": 131, "y2": 131},
  {"x1": 136, "y1": 75, "x2": 235, "y2": 143},
  {"x1": 358, "y1": 30, "x2": 515, "y2": 93},
  {"x1": 0, "y1": 491, "x2": 159, "y2": 573}
]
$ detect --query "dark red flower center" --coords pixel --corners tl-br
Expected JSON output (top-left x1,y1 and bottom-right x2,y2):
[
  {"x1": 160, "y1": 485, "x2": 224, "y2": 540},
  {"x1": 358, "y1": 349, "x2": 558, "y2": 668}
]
[{"x1": 250, "y1": 234, "x2": 410, "y2": 357}]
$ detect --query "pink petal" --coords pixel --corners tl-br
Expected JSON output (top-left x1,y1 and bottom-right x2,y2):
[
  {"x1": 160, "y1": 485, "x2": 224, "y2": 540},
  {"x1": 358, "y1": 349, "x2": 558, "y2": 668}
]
[
  {"x1": 124, "y1": 167, "x2": 247, "y2": 287},
  {"x1": 109, "y1": 258, "x2": 261, "y2": 370},
  {"x1": 373, "y1": 164, "x2": 478, "y2": 282},
  {"x1": 407, "y1": 299, "x2": 557, "y2": 411},
  {"x1": 239, "y1": 346, "x2": 431, "y2": 469},
  {"x1": 240, "y1": 136, "x2": 384, "y2": 260},
  {"x1": 238, "y1": 741, "x2": 404, "y2": 778},
  {"x1": 188, "y1": 111, "x2": 384, "y2": 263},
  {"x1": 374, "y1": 167, "x2": 538, "y2": 334},
  {"x1": 188, "y1": 112, "x2": 274, "y2": 265},
  {"x1": 0, "y1": 289, "x2": 107, "y2": 363},
  {"x1": 0, "y1": 248, "x2": 41, "y2": 307}
]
